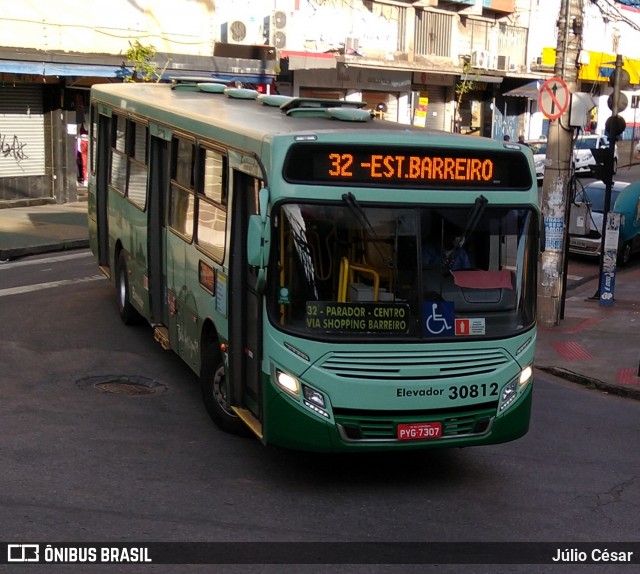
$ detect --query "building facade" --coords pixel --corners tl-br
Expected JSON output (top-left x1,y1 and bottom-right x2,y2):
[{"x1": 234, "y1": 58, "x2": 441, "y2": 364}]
[{"x1": 1, "y1": 0, "x2": 639, "y2": 205}]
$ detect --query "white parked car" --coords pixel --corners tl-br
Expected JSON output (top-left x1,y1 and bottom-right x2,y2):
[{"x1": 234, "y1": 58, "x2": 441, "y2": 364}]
[
  {"x1": 526, "y1": 140, "x2": 547, "y2": 182},
  {"x1": 573, "y1": 134, "x2": 617, "y2": 176},
  {"x1": 525, "y1": 136, "x2": 617, "y2": 182}
]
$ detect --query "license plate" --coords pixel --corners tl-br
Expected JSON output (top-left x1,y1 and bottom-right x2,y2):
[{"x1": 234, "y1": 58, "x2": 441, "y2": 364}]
[
  {"x1": 397, "y1": 422, "x2": 442, "y2": 441},
  {"x1": 571, "y1": 239, "x2": 587, "y2": 248}
]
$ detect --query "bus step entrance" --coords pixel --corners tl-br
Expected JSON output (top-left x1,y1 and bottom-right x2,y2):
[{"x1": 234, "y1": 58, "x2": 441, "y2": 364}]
[
  {"x1": 98, "y1": 265, "x2": 111, "y2": 280},
  {"x1": 231, "y1": 406, "x2": 264, "y2": 439},
  {"x1": 153, "y1": 326, "x2": 171, "y2": 350}
]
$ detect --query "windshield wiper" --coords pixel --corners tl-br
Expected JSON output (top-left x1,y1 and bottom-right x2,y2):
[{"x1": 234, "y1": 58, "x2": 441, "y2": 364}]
[
  {"x1": 342, "y1": 192, "x2": 393, "y2": 268},
  {"x1": 443, "y1": 194, "x2": 488, "y2": 269}
]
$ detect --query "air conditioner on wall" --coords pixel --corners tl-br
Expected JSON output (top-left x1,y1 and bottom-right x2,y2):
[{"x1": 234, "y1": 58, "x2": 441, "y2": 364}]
[
  {"x1": 497, "y1": 55, "x2": 509, "y2": 71},
  {"x1": 345, "y1": 36, "x2": 360, "y2": 53},
  {"x1": 221, "y1": 20, "x2": 249, "y2": 44},
  {"x1": 486, "y1": 53, "x2": 498, "y2": 70},
  {"x1": 471, "y1": 49, "x2": 490, "y2": 69},
  {"x1": 264, "y1": 10, "x2": 288, "y2": 49}
]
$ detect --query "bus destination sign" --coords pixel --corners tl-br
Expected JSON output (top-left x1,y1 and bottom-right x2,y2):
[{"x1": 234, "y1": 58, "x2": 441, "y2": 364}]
[
  {"x1": 284, "y1": 144, "x2": 532, "y2": 189},
  {"x1": 305, "y1": 301, "x2": 410, "y2": 334}
]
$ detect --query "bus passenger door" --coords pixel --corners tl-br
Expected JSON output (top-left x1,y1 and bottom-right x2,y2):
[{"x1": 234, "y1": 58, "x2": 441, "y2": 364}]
[
  {"x1": 95, "y1": 112, "x2": 111, "y2": 268},
  {"x1": 147, "y1": 135, "x2": 169, "y2": 325},
  {"x1": 228, "y1": 171, "x2": 263, "y2": 422}
]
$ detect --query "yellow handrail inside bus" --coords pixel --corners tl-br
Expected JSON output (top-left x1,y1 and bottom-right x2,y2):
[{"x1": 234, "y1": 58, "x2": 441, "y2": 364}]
[{"x1": 338, "y1": 257, "x2": 380, "y2": 302}]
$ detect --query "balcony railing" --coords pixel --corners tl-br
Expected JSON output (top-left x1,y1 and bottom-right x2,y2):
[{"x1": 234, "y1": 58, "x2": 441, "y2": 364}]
[
  {"x1": 414, "y1": 10, "x2": 454, "y2": 58},
  {"x1": 465, "y1": 18, "x2": 528, "y2": 72}
]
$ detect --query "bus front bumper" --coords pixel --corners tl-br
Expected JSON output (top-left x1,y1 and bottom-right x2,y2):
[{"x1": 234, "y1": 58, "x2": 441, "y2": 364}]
[{"x1": 261, "y1": 380, "x2": 533, "y2": 453}]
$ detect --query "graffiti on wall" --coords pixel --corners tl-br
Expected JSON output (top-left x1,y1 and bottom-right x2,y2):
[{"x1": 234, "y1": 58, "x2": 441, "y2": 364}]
[{"x1": 0, "y1": 132, "x2": 29, "y2": 163}]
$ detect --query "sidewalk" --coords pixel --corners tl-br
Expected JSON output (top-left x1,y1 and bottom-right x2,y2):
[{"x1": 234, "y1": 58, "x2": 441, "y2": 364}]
[
  {"x1": 1, "y1": 201, "x2": 639, "y2": 398},
  {"x1": 0, "y1": 201, "x2": 89, "y2": 260}
]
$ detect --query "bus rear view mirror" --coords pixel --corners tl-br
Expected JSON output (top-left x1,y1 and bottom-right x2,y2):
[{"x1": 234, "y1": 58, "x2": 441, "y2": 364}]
[{"x1": 247, "y1": 214, "x2": 271, "y2": 268}]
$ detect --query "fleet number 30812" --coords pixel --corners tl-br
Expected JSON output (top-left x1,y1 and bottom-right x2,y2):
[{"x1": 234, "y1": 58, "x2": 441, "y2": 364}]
[{"x1": 448, "y1": 383, "x2": 499, "y2": 400}]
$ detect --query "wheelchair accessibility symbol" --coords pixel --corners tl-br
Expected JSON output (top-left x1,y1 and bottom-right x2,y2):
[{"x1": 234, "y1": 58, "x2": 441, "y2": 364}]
[{"x1": 423, "y1": 301, "x2": 455, "y2": 337}]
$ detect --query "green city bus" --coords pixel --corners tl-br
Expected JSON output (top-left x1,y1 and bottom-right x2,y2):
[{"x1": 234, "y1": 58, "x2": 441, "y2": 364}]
[{"x1": 88, "y1": 79, "x2": 540, "y2": 452}]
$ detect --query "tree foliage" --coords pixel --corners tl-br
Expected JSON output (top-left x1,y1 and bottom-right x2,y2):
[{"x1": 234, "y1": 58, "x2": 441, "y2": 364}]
[
  {"x1": 455, "y1": 60, "x2": 477, "y2": 107},
  {"x1": 123, "y1": 40, "x2": 161, "y2": 83}
]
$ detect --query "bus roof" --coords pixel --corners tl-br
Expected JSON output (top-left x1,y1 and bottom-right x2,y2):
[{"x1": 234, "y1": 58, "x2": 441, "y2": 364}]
[{"x1": 90, "y1": 82, "x2": 509, "y2": 152}]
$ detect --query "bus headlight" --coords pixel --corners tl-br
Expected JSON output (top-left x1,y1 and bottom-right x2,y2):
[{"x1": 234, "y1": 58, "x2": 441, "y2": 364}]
[
  {"x1": 302, "y1": 385, "x2": 325, "y2": 408},
  {"x1": 499, "y1": 366, "x2": 533, "y2": 412},
  {"x1": 276, "y1": 370, "x2": 299, "y2": 396},
  {"x1": 499, "y1": 380, "x2": 518, "y2": 412},
  {"x1": 519, "y1": 365, "x2": 533, "y2": 387},
  {"x1": 274, "y1": 367, "x2": 331, "y2": 419},
  {"x1": 302, "y1": 384, "x2": 330, "y2": 419}
]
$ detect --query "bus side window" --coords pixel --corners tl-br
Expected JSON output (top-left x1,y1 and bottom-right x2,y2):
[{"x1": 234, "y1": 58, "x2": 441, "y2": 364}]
[
  {"x1": 110, "y1": 113, "x2": 127, "y2": 195},
  {"x1": 168, "y1": 137, "x2": 195, "y2": 241},
  {"x1": 196, "y1": 147, "x2": 227, "y2": 261},
  {"x1": 127, "y1": 120, "x2": 148, "y2": 210}
]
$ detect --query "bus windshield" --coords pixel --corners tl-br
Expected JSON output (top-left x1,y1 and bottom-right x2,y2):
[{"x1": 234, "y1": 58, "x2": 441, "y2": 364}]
[{"x1": 270, "y1": 201, "x2": 537, "y2": 340}]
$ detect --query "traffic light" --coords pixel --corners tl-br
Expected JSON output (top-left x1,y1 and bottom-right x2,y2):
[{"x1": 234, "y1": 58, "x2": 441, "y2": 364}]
[
  {"x1": 608, "y1": 67, "x2": 631, "y2": 90},
  {"x1": 590, "y1": 148, "x2": 613, "y2": 184},
  {"x1": 605, "y1": 115, "x2": 626, "y2": 138}
]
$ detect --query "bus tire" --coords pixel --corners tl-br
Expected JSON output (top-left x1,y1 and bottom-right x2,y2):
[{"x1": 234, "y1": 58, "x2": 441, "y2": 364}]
[
  {"x1": 618, "y1": 241, "x2": 632, "y2": 266},
  {"x1": 200, "y1": 343, "x2": 250, "y2": 436},
  {"x1": 116, "y1": 250, "x2": 140, "y2": 325}
]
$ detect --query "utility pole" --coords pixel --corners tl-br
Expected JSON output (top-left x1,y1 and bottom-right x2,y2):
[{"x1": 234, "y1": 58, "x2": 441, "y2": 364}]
[{"x1": 537, "y1": 0, "x2": 584, "y2": 327}]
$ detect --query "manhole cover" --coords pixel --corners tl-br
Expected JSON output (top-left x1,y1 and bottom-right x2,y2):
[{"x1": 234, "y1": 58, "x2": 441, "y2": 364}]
[{"x1": 76, "y1": 375, "x2": 167, "y2": 396}]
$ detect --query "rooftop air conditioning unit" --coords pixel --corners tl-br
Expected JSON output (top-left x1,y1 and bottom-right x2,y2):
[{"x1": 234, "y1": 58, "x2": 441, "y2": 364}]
[
  {"x1": 264, "y1": 10, "x2": 288, "y2": 49},
  {"x1": 221, "y1": 20, "x2": 249, "y2": 44}
]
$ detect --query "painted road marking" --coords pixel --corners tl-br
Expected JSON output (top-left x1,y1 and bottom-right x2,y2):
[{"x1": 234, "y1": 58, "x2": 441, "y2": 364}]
[
  {"x1": 0, "y1": 275, "x2": 105, "y2": 298},
  {"x1": 551, "y1": 341, "x2": 592, "y2": 361},
  {"x1": 616, "y1": 369, "x2": 640, "y2": 385},
  {"x1": 0, "y1": 251, "x2": 92, "y2": 270}
]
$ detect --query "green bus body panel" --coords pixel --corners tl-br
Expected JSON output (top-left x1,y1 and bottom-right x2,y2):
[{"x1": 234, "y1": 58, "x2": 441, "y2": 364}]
[
  {"x1": 263, "y1": 373, "x2": 532, "y2": 453},
  {"x1": 87, "y1": 186, "x2": 98, "y2": 258}
]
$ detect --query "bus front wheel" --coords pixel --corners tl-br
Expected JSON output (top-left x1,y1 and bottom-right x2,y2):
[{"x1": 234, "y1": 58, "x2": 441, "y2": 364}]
[
  {"x1": 200, "y1": 343, "x2": 250, "y2": 436},
  {"x1": 116, "y1": 250, "x2": 140, "y2": 325}
]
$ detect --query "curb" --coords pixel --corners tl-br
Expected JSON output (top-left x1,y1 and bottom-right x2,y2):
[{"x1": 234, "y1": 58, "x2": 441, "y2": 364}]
[
  {"x1": 0, "y1": 239, "x2": 90, "y2": 261},
  {"x1": 539, "y1": 366, "x2": 640, "y2": 401}
]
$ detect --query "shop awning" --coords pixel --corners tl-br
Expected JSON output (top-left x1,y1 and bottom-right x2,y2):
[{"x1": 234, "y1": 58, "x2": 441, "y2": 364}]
[
  {"x1": 502, "y1": 80, "x2": 541, "y2": 98},
  {"x1": 475, "y1": 75, "x2": 503, "y2": 84},
  {"x1": 0, "y1": 59, "x2": 129, "y2": 78},
  {"x1": 45, "y1": 62, "x2": 129, "y2": 78},
  {"x1": 0, "y1": 60, "x2": 44, "y2": 74}
]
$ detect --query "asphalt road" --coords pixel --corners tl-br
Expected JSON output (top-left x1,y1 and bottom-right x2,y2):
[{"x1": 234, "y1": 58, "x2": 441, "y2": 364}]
[{"x1": 1, "y1": 251, "x2": 639, "y2": 573}]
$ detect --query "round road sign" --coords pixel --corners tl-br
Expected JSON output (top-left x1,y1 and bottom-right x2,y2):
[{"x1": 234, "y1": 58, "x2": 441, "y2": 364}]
[{"x1": 538, "y1": 76, "x2": 570, "y2": 120}]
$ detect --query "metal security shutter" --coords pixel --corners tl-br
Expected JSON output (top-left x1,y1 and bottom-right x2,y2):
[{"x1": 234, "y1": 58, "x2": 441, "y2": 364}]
[
  {"x1": 424, "y1": 87, "x2": 446, "y2": 130},
  {"x1": 0, "y1": 85, "x2": 45, "y2": 177}
]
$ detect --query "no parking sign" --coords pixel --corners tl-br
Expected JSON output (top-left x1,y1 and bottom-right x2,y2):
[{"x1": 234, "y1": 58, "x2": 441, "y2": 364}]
[{"x1": 538, "y1": 77, "x2": 570, "y2": 120}]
